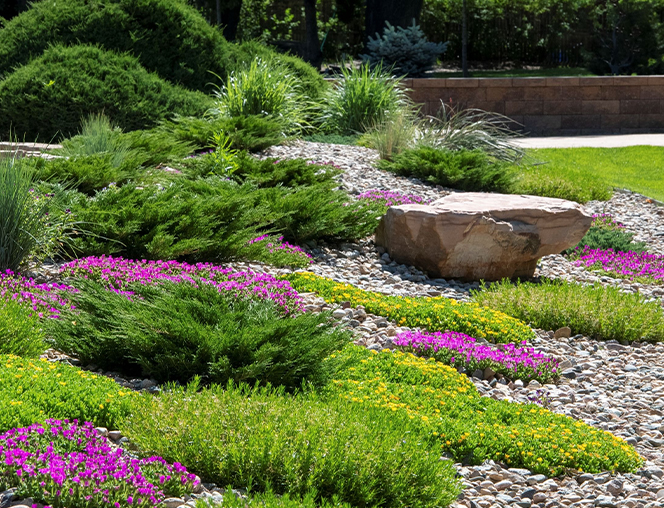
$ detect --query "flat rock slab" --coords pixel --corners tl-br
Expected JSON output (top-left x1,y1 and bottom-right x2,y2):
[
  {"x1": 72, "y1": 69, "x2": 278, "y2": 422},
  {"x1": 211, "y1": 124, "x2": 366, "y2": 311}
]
[{"x1": 375, "y1": 192, "x2": 593, "y2": 281}]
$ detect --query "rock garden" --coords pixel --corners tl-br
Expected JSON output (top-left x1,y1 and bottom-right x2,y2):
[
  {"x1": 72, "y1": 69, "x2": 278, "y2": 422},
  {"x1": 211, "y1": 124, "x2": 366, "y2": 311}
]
[{"x1": 1, "y1": 1, "x2": 664, "y2": 508}]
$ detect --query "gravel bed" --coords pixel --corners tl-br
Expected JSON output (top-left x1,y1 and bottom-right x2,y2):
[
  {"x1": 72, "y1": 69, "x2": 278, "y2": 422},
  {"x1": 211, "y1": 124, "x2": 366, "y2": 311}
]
[
  {"x1": 11, "y1": 140, "x2": 664, "y2": 508},
  {"x1": 259, "y1": 141, "x2": 664, "y2": 508}
]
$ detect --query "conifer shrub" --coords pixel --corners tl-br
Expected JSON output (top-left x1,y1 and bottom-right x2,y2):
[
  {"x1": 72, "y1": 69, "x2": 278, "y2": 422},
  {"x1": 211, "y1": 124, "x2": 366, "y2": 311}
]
[
  {"x1": 48, "y1": 279, "x2": 350, "y2": 388},
  {"x1": 64, "y1": 178, "x2": 381, "y2": 262},
  {"x1": 0, "y1": 45, "x2": 211, "y2": 141},
  {"x1": 0, "y1": 0, "x2": 326, "y2": 97},
  {"x1": 362, "y1": 21, "x2": 448, "y2": 77},
  {"x1": 377, "y1": 146, "x2": 515, "y2": 192},
  {"x1": 162, "y1": 115, "x2": 286, "y2": 152}
]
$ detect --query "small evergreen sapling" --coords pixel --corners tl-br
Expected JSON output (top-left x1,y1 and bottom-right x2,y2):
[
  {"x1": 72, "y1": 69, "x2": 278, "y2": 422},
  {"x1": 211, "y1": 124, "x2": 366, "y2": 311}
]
[{"x1": 362, "y1": 21, "x2": 448, "y2": 77}]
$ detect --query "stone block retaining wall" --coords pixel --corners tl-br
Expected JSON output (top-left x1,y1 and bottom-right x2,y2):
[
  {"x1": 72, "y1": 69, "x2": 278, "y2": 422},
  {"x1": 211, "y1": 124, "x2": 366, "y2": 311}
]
[{"x1": 404, "y1": 76, "x2": 664, "y2": 136}]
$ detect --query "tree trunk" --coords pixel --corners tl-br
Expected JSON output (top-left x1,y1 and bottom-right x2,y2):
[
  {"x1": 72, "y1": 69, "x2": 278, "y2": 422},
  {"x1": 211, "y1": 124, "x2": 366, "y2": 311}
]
[
  {"x1": 302, "y1": 0, "x2": 322, "y2": 69},
  {"x1": 365, "y1": 0, "x2": 424, "y2": 39},
  {"x1": 220, "y1": 3, "x2": 242, "y2": 41}
]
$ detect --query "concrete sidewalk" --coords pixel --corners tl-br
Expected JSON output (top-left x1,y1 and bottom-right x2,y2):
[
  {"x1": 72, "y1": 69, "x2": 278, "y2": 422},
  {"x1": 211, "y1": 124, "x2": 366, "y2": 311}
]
[{"x1": 512, "y1": 134, "x2": 664, "y2": 149}]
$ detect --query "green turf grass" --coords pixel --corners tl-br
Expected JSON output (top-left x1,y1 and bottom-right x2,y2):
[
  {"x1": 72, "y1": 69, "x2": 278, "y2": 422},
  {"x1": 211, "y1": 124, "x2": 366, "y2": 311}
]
[{"x1": 526, "y1": 146, "x2": 664, "y2": 202}]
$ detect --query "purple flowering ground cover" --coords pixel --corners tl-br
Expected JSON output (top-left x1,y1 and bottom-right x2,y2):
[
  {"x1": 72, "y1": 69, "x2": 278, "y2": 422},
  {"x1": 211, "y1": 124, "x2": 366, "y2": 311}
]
[
  {"x1": 357, "y1": 189, "x2": 431, "y2": 207},
  {"x1": 572, "y1": 247, "x2": 664, "y2": 283},
  {"x1": 61, "y1": 256, "x2": 304, "y2": 314},
  {"x1": 0, "y1": 420, "x2": 197, "y2": 508},
  {"x1": 395, "y1": 330, "x2": 559, "y2": 384}
]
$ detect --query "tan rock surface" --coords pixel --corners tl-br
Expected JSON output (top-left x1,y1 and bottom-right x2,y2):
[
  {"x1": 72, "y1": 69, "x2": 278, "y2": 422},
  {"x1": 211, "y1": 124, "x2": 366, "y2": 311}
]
[{"x1": 375, "y1": 192, "x2": 593, "y2": 281}]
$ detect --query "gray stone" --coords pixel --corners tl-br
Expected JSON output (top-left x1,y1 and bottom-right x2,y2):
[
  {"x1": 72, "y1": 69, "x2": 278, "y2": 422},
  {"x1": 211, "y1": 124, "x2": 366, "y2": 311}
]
[
  {"x1": 554, "y1": 326, "x2": 572, "y2": 338},
  {"x1": 108, "y1": 430, "x2": 122, "y2": 441},
  {"x1": 594, "y1": 495, "x2": 617, "y2": 508},
  {"x1": 162, "y1": 499, "x2": 185, "y2": 508},
  {"x1": 375, "y1": 192, "x2": 592, "y2": 280}
]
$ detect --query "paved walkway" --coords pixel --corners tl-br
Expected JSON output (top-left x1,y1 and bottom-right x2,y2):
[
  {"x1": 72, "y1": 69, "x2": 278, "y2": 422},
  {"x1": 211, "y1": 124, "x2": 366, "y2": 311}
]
[{"x1": 513, "y1": 133, "x2": 664, "y2": 149}]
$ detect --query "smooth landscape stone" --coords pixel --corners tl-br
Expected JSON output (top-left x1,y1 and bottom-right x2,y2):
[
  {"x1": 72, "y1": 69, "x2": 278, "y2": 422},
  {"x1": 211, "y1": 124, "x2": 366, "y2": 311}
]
[{"x1": 375, "y1": 193, "x2": 592, "y2": 281}]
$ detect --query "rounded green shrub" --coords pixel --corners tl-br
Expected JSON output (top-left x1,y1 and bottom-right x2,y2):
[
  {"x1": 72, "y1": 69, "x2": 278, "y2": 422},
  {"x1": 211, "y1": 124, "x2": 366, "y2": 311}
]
[
  {"x1": 0, "y1": 0, "x2": 326, "y2": 97},
  {"x1": 0, "y1": 45, "x2": 211, "y2": 140}
]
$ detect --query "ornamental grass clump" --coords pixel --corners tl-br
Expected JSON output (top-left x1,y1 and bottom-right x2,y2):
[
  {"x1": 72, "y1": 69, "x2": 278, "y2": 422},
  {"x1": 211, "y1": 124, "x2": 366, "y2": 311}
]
[
  {"x1": 0, "y1": 420, "x2": 196, "y2": 507},
  {"x1": 0, "y1": 153, "x2": 48, "y2": 272},
  {"x1": 327, "y1": 346, "x2": 642, "y2": 475},
  {"x1": 284, "y1": 272, "x2": 534, "y2": 343},
  {"x1": 125, "y1": 382, "x2": 461, "y2": 508},
  {"x1": 211, "y1": 58, "x2": 310, "y2": 134},
  {"x1": 395, "y1": 330, "x2": 559, "y2": 384},
  {"x1": 0, "y1": 356, "x2": 134, "y2": 432},
  {"x1": 317, "y1": 63, "x2": 412, "y2": 135},
  {"x1": 472, "y1": 278, "x2": 664, "y2": 343}
]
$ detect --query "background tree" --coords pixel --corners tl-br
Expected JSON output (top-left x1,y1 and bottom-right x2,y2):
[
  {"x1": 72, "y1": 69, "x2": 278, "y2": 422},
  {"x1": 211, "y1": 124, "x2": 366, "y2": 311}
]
[{"x1": 365, "y1": 0, "x2": 424, "y2": 38}]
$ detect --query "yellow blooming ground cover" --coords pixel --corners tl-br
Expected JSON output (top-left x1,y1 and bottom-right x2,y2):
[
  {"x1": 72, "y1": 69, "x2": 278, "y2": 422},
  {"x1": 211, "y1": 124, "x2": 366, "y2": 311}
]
[
  {"x1": 284, "y1": 272, "x2": 534, "y2": 344},
  {"x1": 326, "y1": 346, "x2": 642, "y2": 476},
  {"x1": 0, "y1": 355, "x2": 135, "y2": 432}
]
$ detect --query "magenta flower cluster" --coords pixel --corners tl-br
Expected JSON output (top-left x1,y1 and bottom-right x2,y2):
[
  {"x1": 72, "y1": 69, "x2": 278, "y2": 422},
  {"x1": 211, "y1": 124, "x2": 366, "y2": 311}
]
[
  {"x1": 247, "y1": 234, "x2": 313, "y2": 263},
  {"x1": 0, "y1": 420, "x2": 197, "y2": 508},
  {"x1": 572, "y1": 247, "x2": 664, "y2": 282},
  {"x1": 357, "y1": 189, "x2": 430, "y2": 208},
  {"x1": 394, "y1": 330, "x2": 559, "y2": 384},
  {"x1": 61, "y1": 256, "x2": 304, "y2": 314},
  {"x1": 592, "y1": 213, "x2": 624, "y2": 230},
  {"x1": 0, "y1": 270, "x2": 74, "y2": 319}
]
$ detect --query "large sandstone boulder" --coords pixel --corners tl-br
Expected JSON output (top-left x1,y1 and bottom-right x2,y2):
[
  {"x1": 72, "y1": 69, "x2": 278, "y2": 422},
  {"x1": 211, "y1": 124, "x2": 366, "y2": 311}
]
[{"x1": 375, "y1": 192, "x2": 593, "y2": 281}]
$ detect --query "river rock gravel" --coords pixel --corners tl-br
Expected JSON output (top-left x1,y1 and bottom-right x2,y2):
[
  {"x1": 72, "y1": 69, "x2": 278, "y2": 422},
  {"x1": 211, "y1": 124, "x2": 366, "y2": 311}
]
[{"x1": 20, "y1": 140, "x2": 664, "y2": 508}]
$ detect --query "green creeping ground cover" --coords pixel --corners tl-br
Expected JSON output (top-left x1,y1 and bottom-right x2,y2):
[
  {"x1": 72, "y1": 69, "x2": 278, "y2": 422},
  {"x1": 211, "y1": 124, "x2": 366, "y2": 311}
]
[
  {"x1": 0, "y1": 299, "x2": 45, "y2": 358},
  {"x1": 126, "y1": 382, "x2": 462, "y2": 508},
  {"x1": 0, "y1": 355, "x2": 135, "y2": 432},
  {"x1": 472, "y1": 279, "x2": 664, "y2": 343},
  {"x1": 326, "y1": 346, "x2": 643, "y2": 476},
  {"x1": 284, "y1": 272, "x2": 535, "y2": 343}
]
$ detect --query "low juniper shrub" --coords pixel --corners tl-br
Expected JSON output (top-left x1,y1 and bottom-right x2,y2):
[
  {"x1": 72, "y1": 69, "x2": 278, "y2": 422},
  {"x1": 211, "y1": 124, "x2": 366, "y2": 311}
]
[
  {"x1": 377, "y1": 146, "x2": 515, "y2": 192},
  {"x1": 47, "y1": 279, "x2": 350, "y2": 388}
]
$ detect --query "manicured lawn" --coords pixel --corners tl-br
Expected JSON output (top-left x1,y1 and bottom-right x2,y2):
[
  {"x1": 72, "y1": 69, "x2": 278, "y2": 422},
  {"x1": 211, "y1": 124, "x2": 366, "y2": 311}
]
[{"x1": 529, "y1": 146, "x2": 664, "y2": 202}]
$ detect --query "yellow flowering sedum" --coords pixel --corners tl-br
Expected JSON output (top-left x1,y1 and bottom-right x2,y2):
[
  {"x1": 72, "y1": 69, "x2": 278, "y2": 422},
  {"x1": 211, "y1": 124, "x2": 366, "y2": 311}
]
[
  {"x1": 285, "y1": 272, "x2": 534, "y2": 344},
  {"x1": 326, "y1": 346, "x2": 643, "y2": 476},
  {"x1": 0, "y1": 355, "x2": 135, "y2": 432}
]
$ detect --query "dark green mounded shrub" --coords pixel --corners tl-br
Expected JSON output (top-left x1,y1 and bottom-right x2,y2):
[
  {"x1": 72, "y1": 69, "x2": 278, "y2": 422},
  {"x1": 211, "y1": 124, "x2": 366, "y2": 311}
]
[
  {"x1": 0, "y1": 355, "x2": 135, "y2": 432},
  {"x1": 162, "y1": 114, "x2": 286, "y2": 152},
  {"x1": 0, "y1": 0, "x2": 326, "y2": 97},
  {"x1": 48, "y1": 280, "x2": 350, "y2": 388},
  {"x1": 0, "y1": 45, "x2": 211, "y2": 141},
  {"x1": 64, "y1": 178, "x2": 381, "y2": 262},
  {"x1": 377, "y1": 146, "x2": 515, "y2": 192},
  {"x1": 126, "y1": 384, "x2": 461, "y2": 508}
]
